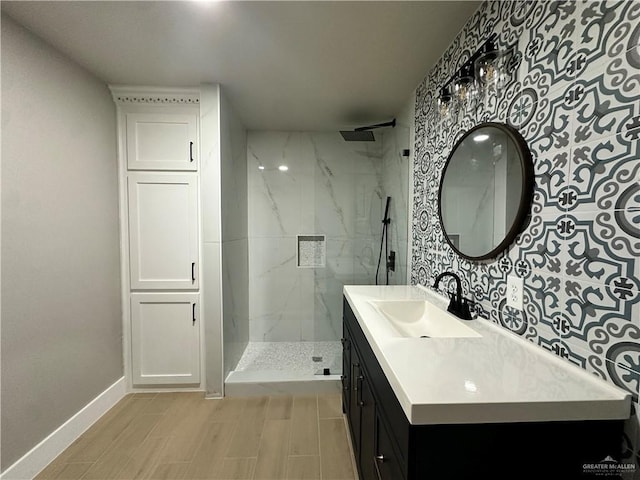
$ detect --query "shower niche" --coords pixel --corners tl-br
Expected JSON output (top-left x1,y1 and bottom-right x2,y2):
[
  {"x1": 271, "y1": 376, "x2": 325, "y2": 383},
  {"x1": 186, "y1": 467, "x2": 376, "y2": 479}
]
[{"x1": 297, "y1": 235, "x2": 326, "y2": 268}]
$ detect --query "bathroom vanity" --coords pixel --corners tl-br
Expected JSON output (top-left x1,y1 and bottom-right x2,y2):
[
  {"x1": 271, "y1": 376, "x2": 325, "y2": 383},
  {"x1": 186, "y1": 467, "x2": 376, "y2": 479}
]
[{"x1": 342, "y1": 285, "x2": 631, "y2": 479}]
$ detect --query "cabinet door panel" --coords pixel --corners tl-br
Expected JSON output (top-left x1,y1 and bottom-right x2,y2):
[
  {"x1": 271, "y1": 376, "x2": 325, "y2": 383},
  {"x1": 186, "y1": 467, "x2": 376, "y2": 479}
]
[
  {"x1": 348, "y1": 349, "x2": 362, "y2": 458},
  {"x1": 375, "y1": 413, "x2": 405, "y2": 480},
  {"x1": 126, "y1": 113, "x2": 197, "y2": 171},
  {"x1": 359, "y1": 375, "x2": 377, "y2": 480},
  {"x1": 131, "y1": 293, "x2": 200, "y2": 385},
  {"x1": 341, "y1": 327, "x2": 351, "y2": 414},
  {"x1": 128, "y1": 174, "x2": 199, "y2": 290}
]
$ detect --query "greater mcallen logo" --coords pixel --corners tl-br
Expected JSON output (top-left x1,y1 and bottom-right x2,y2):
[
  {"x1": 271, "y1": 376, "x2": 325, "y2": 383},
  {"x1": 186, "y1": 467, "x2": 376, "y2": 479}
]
[{"x1": 583, "y1": 456, "x2": 636, "y2": 475}]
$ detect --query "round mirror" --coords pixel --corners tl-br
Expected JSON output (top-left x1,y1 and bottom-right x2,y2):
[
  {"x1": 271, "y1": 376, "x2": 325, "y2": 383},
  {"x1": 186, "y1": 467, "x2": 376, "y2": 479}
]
[{"x1": 438, "y1": 122, "x2": 534, "y2": 261}]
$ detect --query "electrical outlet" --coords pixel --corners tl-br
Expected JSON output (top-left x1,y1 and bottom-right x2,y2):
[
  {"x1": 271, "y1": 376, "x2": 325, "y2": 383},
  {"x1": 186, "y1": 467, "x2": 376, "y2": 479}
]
[{"x1": 507, "y1": 275, "x2": 524, "y2": 310}]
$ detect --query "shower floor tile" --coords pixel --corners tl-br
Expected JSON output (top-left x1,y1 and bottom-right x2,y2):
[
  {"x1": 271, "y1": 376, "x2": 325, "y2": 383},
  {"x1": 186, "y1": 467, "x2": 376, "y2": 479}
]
[{"x1": 235, "y1": 341, "x2": 342, "y2": 375}]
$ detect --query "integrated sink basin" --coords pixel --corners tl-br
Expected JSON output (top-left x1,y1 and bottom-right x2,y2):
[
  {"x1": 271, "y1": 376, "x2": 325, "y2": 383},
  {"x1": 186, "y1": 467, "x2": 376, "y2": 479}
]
[{"x1": 370, "y1": 300, "x2": 481, "y2": 338}]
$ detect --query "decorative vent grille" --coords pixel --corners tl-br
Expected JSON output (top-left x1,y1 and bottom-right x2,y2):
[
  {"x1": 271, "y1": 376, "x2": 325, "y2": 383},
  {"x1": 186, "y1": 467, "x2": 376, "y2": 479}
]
[
  {"x1": 114, "y1": 96, "x2": 199, "y2": 105},
  {"x1": 109, "y1": 87, "x2": 200, "y2": 106}
]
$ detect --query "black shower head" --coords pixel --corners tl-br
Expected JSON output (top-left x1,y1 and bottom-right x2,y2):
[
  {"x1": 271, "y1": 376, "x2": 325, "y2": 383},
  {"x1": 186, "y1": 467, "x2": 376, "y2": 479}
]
[
  {"x1": 340, "y1": 130, "x2": 376, "y2": 142},
  {"x1": 339, "y1": 118, "x2": 396, "y2": 142}
]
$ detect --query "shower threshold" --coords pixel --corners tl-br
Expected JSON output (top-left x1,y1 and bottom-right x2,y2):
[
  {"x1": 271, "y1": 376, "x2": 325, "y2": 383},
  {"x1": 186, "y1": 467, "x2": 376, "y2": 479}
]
[{"x1": 225, "y1": 341, "x2": 342, "y2": 397}]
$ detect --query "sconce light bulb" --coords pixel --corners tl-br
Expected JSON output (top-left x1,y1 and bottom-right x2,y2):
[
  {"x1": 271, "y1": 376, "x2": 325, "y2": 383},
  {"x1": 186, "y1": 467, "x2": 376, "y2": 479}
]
[
  {"x1": 484, "y1": 64, "x2": 496, "y2": 83},
  {"x1": 476, "y1": 44, "x2": 504, "y2": 91},
  {"x1": 455, "y1": 80, "x2": 475, "y2": 103},
  {"x1": 437, "y1": 87, "x2": 452, "y2": 119},
  {"x1": 440, "y1": 103, "x2": 449, "y2": 116},
  {"x1": 453, "y1": 66, "x2": 476, "y2": 105},
  {"x1": 457, "y1": 84, "x2": 468, "y2": 101}
]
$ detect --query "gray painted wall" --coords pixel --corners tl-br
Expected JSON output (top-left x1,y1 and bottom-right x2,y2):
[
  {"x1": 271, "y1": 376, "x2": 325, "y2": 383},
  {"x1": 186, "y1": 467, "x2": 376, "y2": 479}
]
[
  {"x1": 220, "y1": 90, "x2": 249, "y2": 380},
  {"x1": 1, "y1": 15, "x2": 122, "y2": 471}
]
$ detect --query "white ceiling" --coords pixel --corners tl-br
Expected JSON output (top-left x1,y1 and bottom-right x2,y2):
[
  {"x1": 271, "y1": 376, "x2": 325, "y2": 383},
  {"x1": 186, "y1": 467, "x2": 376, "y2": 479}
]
[{"x1": 1, "y1": 1, "x2": 481, "y2": 131}]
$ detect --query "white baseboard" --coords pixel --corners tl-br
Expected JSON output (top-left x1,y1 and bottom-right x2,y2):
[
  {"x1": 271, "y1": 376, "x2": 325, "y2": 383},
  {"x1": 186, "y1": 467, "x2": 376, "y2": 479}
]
[{"x1": 1, "y1": 377, "x2": 126, "y2": 480}]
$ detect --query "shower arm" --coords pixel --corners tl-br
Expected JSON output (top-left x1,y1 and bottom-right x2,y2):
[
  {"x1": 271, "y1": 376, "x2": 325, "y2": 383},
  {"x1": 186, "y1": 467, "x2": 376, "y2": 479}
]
[{"x1": 354, "y1": 118, "x2": 396, "y2": 132}]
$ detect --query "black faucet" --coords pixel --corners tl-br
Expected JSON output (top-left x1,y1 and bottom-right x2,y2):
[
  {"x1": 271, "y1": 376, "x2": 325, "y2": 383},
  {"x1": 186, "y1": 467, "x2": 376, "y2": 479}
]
[{"x1": 433, "y1": 272, "x2": 473, "y2": 320}]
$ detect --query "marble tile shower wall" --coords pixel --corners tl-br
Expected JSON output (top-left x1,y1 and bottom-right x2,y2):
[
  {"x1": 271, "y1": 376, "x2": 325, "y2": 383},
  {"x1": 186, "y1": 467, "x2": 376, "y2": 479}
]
[
  {"x1": 247, "y1": 132, "x2": 386, "y2": 343},
  {"x1": 411, "y1": 0, "x2": 639, "y2": 469},
  {"x1": 220, "y1": 91, "x2": 249, "y2": 379}
]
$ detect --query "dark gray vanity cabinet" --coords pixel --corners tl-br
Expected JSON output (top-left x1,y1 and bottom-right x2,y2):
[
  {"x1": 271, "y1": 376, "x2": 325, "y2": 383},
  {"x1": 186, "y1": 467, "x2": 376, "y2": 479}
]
[
  {"x1": 343, "y1": 298, "x2": 408, "y2": 480},
  {"x1": 343, "y1": 331, "x2": 380, "y2": 478},
  {"x1": 342, "y1": 297, "x2": 625, "y2": 480}
]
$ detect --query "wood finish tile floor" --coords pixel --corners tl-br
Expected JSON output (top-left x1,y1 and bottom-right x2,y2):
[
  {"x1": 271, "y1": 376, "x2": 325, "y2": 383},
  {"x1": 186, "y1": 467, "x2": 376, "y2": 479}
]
[{"x1": 36, "y1": 393, "x2": 357, "y2": 480}]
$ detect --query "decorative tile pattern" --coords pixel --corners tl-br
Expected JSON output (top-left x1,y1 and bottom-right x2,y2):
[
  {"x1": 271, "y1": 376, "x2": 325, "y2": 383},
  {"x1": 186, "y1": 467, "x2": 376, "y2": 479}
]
[
  {"x1": 411, "y1": 0, "x2": 640, "y2": 414},
  {"x1": 568, "y1": 132, "x2": 639, "y2": 212}
]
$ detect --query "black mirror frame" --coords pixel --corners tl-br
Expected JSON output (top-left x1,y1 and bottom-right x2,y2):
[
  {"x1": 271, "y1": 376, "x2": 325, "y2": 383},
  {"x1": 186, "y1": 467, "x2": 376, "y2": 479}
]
[{"x1": 437, "y1": 122, "x2": 534, "y2": 262}]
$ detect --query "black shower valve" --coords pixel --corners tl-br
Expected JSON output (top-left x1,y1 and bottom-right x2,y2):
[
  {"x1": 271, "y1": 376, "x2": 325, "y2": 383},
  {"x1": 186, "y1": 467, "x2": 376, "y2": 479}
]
[{"x1": 387, "y1": 251, "x2": 396, "y2": 272}]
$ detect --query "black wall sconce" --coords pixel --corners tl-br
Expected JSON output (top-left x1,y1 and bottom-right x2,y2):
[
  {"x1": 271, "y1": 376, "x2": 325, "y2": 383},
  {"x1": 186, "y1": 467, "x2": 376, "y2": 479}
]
[{"x1": 438, "y1": 34, "x2": 513, "y2": 119}]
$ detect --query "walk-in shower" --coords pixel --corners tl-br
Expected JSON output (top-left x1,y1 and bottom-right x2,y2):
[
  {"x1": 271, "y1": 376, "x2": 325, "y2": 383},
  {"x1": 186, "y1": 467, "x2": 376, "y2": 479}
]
[{"x1": 223, "y1": 114, "x2": 410, "y2": 396}]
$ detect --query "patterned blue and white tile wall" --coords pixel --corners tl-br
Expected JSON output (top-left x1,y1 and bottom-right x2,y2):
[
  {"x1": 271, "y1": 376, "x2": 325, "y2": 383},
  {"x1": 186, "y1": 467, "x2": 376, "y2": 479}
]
[{"x1": 411, "y1": 0, "x2": 639, "y2": 470}]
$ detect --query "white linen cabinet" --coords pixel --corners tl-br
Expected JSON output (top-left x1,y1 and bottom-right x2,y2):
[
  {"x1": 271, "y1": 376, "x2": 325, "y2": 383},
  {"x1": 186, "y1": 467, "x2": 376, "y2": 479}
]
[{"x1": 111, "y1": 87, "x2": 202, "y2": 388}]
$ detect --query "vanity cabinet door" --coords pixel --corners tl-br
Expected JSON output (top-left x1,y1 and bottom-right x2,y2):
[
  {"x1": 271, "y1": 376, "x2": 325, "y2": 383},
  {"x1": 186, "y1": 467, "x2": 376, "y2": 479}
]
[
  {"x1": 348, "y1": 347, "x2": 362, "y2": 459},
  {"x1": 126, "y1": 113, "x2": 198, "y2": 171},
  {"x1": 341, "y1": 330, "x2": 351, "y2": 414},
  {"x1": 374, "y1": 413, "x2": 404, "y2": 480},
  {"x1": 359, "y1": 374, "x2": 377, "y2": 480}
]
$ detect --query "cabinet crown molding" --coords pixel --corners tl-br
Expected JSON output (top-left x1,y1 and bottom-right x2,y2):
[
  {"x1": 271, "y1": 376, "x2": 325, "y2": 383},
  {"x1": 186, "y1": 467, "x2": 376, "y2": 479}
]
[{"x1": 109, "y1": 86, "x2": 200, "y2": 105}]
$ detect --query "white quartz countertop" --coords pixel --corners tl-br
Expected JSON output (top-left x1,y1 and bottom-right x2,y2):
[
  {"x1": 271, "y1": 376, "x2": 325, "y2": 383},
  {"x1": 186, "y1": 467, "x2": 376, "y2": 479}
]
[{"x1": 343, "y1": 285, "x2": 631, "y2": 425}]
